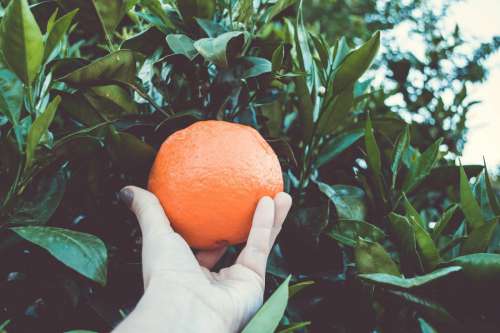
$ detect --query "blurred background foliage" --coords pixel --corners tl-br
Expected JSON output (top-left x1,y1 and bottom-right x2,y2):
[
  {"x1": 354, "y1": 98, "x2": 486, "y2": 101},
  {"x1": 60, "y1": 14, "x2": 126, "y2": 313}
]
[{"x1": 0, "y1": 0, "x2": 499, "y2": 332}]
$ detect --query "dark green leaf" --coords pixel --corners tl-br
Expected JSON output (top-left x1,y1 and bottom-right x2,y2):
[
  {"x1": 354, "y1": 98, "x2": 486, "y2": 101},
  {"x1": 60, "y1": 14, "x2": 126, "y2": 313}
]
[
  {"x1": 11, "y1": 226, "x2": 107, "y2": 285},
  {"x1": 271, "y1": 44, "x2": 284, "y2": 72},
  {"x1": 418, "y1": 318, "x2": 438, "y2": 333},
  {"x1": 263, "y1": 0, "x2": 296, "y2": 24},
  {"x1": 43, "y1": 9, "x2": 78, "y2": 61},
  {"x1": 233, "y1": 0, "x2": 253, "y2": 24},
  {"x1": 120, "y1": 27, "x2": 165, "y2": 55},
  {"x1": 327, "y1": 219, "x2": 385, "y2": 247},
  {"x1": 316, "y1": 129, "x2": 364, "y2": 167},
  {"x1": 389, "y1": 213, "x2": 423, "y2": 272},
  {"x1": 432, "y1": 204, "x2": 459, "y2": 241},
  {"x1": 166, "y1": 34, "x2": 198, "y2": 60},
  {"x1": 84, "y1": 85, "x2": 137, "y2": 118},
  {"x1": 293, "y1": 75, "x2": 314, "y2": 141},
  {"x1": 483, "y1": 161, "x2": 500, "y2": 215},
  {"x1": 403, "y1": 193, "x2": 426, "y2": 227},
  {"x1": 403, "y1": 138, "x2": 443, "y2": 192},
  {"x1": 0, "y1": 0, "x2": 44, "y2": 84},
  {"x1": 0, "y1": 65, "x2": 23, "y2": 140},
  {"x1": 58, "y1": 50, "x2": 137, "y2": 86},
  {"x1": 461, "y1": 220, "x2": 498, "y2": 255},
  {"x1": 355, "y1": 238, "x2": 400, "y2": 275},
  {"x1": 239, "y1": 57, "x2": 272, "y2": 79},
  {"x1": 195, "y1": 18, "x2": 226, "y2": 38},
  {"x1": 331, "y1": 37, "x2": 351, "y2": 70},
  {"x1": 317, "y1": 87, "x2": 353, "y2": 135},
  {"x1": 443, "y1": 253, "x2": 500, "y2": 282},
  {"x1": 310, "y1": 33, "x2": 328, "y2": 68},
  {"x1": 92, "y1": 0, "x2": 128, "y2": 41},
  {"x1": 277, "y1": 321, "x2": 311, "y2": 333},
  {"x1": 241, "y1": 275, "x2": 291, "y2": 333},
  {"x1": 108, "y1": 128, "x2": 156, "y2": 168},
  {"x1": 289, "y1": 280, "x2": 314, "y2": 298},
  {"x1": 391, "y1": 125, "x2": 410, "y2": 189},
  {"x1": 25, "y1": 96, "x2": 61, "y2": 169},
  {"x1": 177, "y1": 0, "x2": 215, "y2": 26},
  {"x1": 193, "y1": 31, "x2": 248, "y2": 68},
  {"x1": 410, "y1": 216, "x2": 441, "y2": 271},
  {"x1": 332, "y1": 31, "x2": 380, "y2": 94},
  {"x1": 359, "y1": 266, "x2": 461, "y2": 289},
  {"x1": 141, "y1": 0, "x2": 175, "y2": 31},
  {"x1": 294, "y1": 0, "x2": 315, "y2": 91},
  {"x1": 460, "y1": 164, "x2": 485, "y2": 229},
  {"x1": 316, "y1": 181, "x2": 366, "y2": 220}
]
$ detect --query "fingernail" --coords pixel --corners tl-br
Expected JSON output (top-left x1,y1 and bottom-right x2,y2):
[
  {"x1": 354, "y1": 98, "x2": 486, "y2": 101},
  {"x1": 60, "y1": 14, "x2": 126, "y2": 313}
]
[{"x1": 119, "y1": 188, "x2": 134, "y2": 208}]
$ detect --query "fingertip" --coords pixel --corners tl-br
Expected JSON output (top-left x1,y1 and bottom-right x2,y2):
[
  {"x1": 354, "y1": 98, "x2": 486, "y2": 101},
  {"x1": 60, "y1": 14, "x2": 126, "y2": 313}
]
[{"x1": 274, "y1": 192, "x2": 292, "y2": 208}]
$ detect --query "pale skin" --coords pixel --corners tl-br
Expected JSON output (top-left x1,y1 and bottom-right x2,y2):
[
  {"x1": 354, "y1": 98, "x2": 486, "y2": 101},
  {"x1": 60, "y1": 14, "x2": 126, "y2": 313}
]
[{"x1": 113, "y1": 186, "x2": 292, "y2": 333}]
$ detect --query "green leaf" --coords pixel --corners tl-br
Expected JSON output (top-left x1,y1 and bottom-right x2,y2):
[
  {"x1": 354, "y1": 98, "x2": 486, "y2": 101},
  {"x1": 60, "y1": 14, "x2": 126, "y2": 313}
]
[
  {"x1": 108, "y1": 128, "x2": 156, "y2": 168},
  {"x1": 239, "y1": 56, "x2": 272, "y2": 79},
  {"x1": 262, "y1": 0, "x2": 296, "y2": 24},
  {"x1": 241, "y1": 275, "x2": 291, "y2": 333},
  {"x1": 310, "y1": 33, "x2": 329, "y2": 68},
  {"x1": 355, "y1": 238, "x2": 400, "y2": 275},
  {"x1": 25, "y1": 96, "x2": 61, "y2": 169},
  {"x1": 317, "y1": 87, "x2": 354, "y2": 135},
  {"x1": 277, "y1": 321, "x2": 311, "y2": 333},
  {"x1": 403, "y1": 138, "x2": 443, "y2": 192},
  {"x1": 141, "y1": 0, "x2": 175, "y2": 32},
  {"x1": 418, "y1": 318, "x2": 438, "y2": 333},
  {"x1": 0, "y1": 65, "x2": 23, "y2": 144},
  {"x1": 294, "y1": 0, "x2": 315, "y2": 91},
  {"x1": 391, "y1": 125, "x2": 410, "y2": 189},
  {"x1": 316, "y1": 181, "x2": 366, "y2": 220},
  {"x1": 403, "y1": 193, "x2": 426, "y2": 228},
  {"x1": 58, "y1": 50, "x2": 137, "y2": 86},
  {"x1": 332, "y1": 31, "x2": 380, "y2": 95},
  {"x1": 43, "y1": 9, "x2": 78, "y2": 61},
  {"x1": 365, "y1": 113, "x2": 381, "y2": 175},
  {"x1": 410, "y1": 216, "x2": 441, "y2": 271},
  {"x1": 92, "y1": 0, "x2": 128, "y2": 41},
  {"x1": 331, "y1": 37, "x2": 351, "y2": 70},
  {"x1": 316, "y1": 129, "x2": 364, "y2": 167},
  {"x1": 4, "y1": 167, "x2": 66, "y2": 225},
  {"x1": 293, "y1": 74, "x2": 313, "y2": 141},
  {"x1": 11, "y1": 226, "x2": 107, "y2": 285},
  {"x1": 289, "y1": 280, "x2": 314, "y2": 298},
  {"x1": 195, "y1": 18, "x2": 226, "y2": 38},
  {"x1": 443, "y1": 253, "x2": 500, "y2": 282},
  {"x1": 359, "y1": 266, "x2": 461, "y2": 289},
  {"x1": 271, "y1": 44, "x2": 284, "y2": 72},
  {"x1": 233, "y1": 0, "x2": 253, "y2": 24},
  {"x1": 0, "y1": 0, "x2": 44, "y2": 84},
  {"x1": 432, "y1": 204, "x2": 458, "y2": 241},
  {"x1": 193, "y1": 31, "x2": 248, "y2": 68},
  {"x1": 177, "y1": 0, "x2": 215, "y2": 26},
  {"x1": 327, "y1": 219, "x2": 385, "y2": 247},
  {"x1": 461, "y1": 220, "x2": 498, "y2": 255},
  {"x1": 483, "y1": 161, "x2": 500, "y2": 215},
  {"x1": 84, "y1": 85, "x2": 138, "y2": 118},
  {"x1": 166, "y1": 34, "x2": 198, "y2": 60},
  {"x1": 389, "y1": 213, "x2": 423, "y2": 272},
  {"x1": 460, "y1": 164, "x2": 486, "y2": 229}
]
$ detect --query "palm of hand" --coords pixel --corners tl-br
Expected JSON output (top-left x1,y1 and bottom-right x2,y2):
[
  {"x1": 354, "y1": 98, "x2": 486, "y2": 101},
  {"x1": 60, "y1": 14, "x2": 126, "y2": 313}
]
[{"x1": 114, "y1": 187, "x2": 292, "y2": 333}]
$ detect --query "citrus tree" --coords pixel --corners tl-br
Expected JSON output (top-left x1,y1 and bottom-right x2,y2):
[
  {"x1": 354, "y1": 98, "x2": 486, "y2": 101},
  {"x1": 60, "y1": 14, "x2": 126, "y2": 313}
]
[{"x1": 0, "y1": 0, "x2": 499, "y2": 332}]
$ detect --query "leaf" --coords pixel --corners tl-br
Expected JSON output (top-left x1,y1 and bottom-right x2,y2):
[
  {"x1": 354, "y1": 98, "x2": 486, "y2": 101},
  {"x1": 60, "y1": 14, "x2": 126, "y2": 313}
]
[
  {"x1": 316, "y1": 181, "x2": 366, "y2": 220},
  {"x1": 43, "y1": 9, "x2": 79, "y2": 61},
  {"x1": 140, "y1": 0, "x2": 175, "y2": 31},
  {"x1": 331, "y1": 37, "x2": 351, "y2": 70},
  {"x1": 177, "y1": 0, "x2": 215, "y2": 26},
  {"x1": 84, "y1": 85, "x2": 138, "y2": 118},
  {"x1": 107, "y1": 128, "x2": 156, "y2": 168},
  {"x1": 460, "y1": 164, "x2": 486, "y2": 229},
  {"x1": 365, "y1": 113, "x2": 381, "y2": 175},
  {"x1": 359, "y1": 266, "x2": 461, "y2": 289},
  {"x1": 293, "y1": 74, "x2": 313, "y2": 141},
  {"x1": 317, "y1": 87, "x2": 354, "y2": 135},
  {"x1": 391, "y1": 125, "x2": 410, "y2": 189},
  {"x1": 271, "y1": 44, "x2": 284, "y2": 72},
  {"x1": 263, "y1": 0, "x2": 296, "y2": 24},
  {"x1": 289, "y1": 280, "x2": 314, "y2": 298},
  {"x1": 58, "y1": 50, "x2": 137, "y2": 86},
  {"x1": 294, "y1": 0, "x2": 315, "y2": 91},
  {"x1": 418, "y1": 318, "x2": 438, "y2": 333},
  {"x1": 120, "y1": 27, "x2": 165, "y2": 55},
  {"x1": 277, "y1": 321, "x2": 311, "y2": 333},
  {"x1": 4, "y1": 167, "x2": 66, "y2": 225},
  {"x1": 239, "y1": 57, "x2": 272, "y2": 79},
  {"x1": 483, "y1": 160, "x2": 500, "y2": 215},
  {"x1": 193, "y1": 31, "x2": 248, "y2": 68},
  {"x1": 11, "y1": 226, "x2": 107, "y2": 286},
  {"x1": 389, "y1": 213, "x2": 423, "y2": 273},
  {"x1": 403, "y1": 194, "x2": 426, "y2": 227},
  {"x1": 195, "y1": 18, "x2": 226, "y2": 38},
  {"x1": 166, "y1": 34, "x2": 198, "y2": 60},
  {"x1": 233, "y1": 0, "x2": 253, "y2": 24},
  {"x1": 355, "y1": 238, "x2": 400, "y2": 276},
  {"x1": 403, "y1": 138, "x2": 443, "y2": 192},
  {"x1": 310, "y1": 33, "x2": 329, "y2": 68},
  {"x1": 92, "y1": 0, "x2": 128, "y2": 41},
  {"x1": 418, "y1": 165, "x2": 483, "y2": 191},
  {"x1": 0, "y1": 65, "x2": 23, "y2": 143},
  {"x1": 241, "y1": 275, "x2": 291, "y2": 333},
  {"x1": 461, "y1": 220, "x2": 498, "y2": 255},
  {"x1": 410, "y1": 216, "x2": 441, "y2": 271},
  {"x1": 25, "y1": 96, "x2": 61, "y2": 169},
  {"x1": 332, "y1": 31, "x2": 380, "y2": 95},
  {"x1": 432, "y1": 204, "x2": 459, "y2": 241},
  {"x1": 327, "y1": 219, "x2": 385, "y2": 247},
  {"x1": 316, "y1": 129, "x2": 364, "y2": 167},
  {"x1": 0, "y1": 0, "x2": 44, "y2": 84},
  {"x1": 443, "y1": 253, "x2": 500, "y2": 282}
]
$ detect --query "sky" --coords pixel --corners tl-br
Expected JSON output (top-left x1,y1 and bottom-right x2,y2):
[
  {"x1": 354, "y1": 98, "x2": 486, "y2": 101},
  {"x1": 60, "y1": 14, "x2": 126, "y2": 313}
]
[{"x1": 382, "y1": 0, "x2": 500, "y2": 171}]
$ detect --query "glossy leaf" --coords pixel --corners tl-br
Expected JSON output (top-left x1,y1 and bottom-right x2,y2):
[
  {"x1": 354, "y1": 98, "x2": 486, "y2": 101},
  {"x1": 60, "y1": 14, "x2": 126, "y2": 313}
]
[
  {"x1": 359, "y1": 266, "x2": 461, "y2": 289},
  {"x1": 411, "y1": 216, "x2": 441, "y2": 271},
  {"x1": 316, "y1": 181, "x2": 366, "y2": 220},
  {"x1": 443, "y1": 253, "x2": 500, "y2": 282},
  {"x1": 316, "y1": 129, "x2": 364, "y2": 167},
  {"x1": 391, "y1": 125, "x2": 410, "y2": 189},
  {"x1": 107, "y1": 129, "x2": 156, "y2": 168},
  {"x1": 432, "y1": 204, "x2": 459, "y2": 241},
  {"x1": 166, "y1": 34, "x2": 198, "y2": 60},
  {"x1": 0, "y1": 0, "x2": 44, "y2": 84},
  {"x1": 11, "y1": 226, "x2": 107, "y2": 286},
  {"x1": 483, "y1": 161, "x2": 500, "y2": 215},
  {"x1": 277, "y1": 321, "x2": 311, "y2": 333},
  {"x1": 317, "y1": 87, "x2": 354, "y2": 135},
  {"x1": 271, "y1": 44, "x2": 285, "y2": 72},
  {"x1": 241, "y1": 275, "x2": 291, "y2": 333},
  {"x1": 193, "y1": 31, "x2": 248, "y2": 68},
  {"x1": 332, "y1": 31, "x2": 380, "y2": 94},
  {"x1": 58, "y1": 50, "x2": 137, "y2": 86},
  {"x1": 461, "y1": 220, "x2": 498, "y2": 255},
  {"x1": 239, "y1": 57, "x2": 272, "y2": 79},
  {"x1": 0, "y1": 66, "x2": 23, "y2": 130},
  {"x1": 389, "y1": 213, "x2": 423, "y2": 272},
  {"x1": 295, "y1": 0, "x2": 315, "y2": 91},
  {"x1": 263, "y1": 0, "x2": 296, "y2": 24},
  {"x1": 289, "y1": 280, "x2": 314, "y2": 298},
  {"x1": 92, "y1": 0, "x2": 128, "y2": 40},
  {"x1": 44, "y1": 9, "x2": 78, "y2": 61},
  {"x1": 25, "y1": 96, "x2": 61, "y2": 169},
  {"x1": 355, "y1": 238, "x2": 400, "y2": 275},
  {"x1": 195, "y1": 18, "x2": 226, "y2": 38},
  {"x1": 460, "y1": 164, "x2": 485, "y2": 229},
  {"x1": 327, "y1": 219, "x2": 385, "y2": 247},
  {"x1": 403, "y1": 138, "x2": 443, "y2": 192},
  {"x1": 293, "y1": 75, "x2": 314, "y2": 141},
  {"x1": 403, "y1": 193, "x2": 426, "y2": 227},
  {"x1": 418, "y1": 318, "x2": 438, "y2": 333},
  {"x1": 331, "y1": 37, "x2": 351, "y2": 70},
  {"x1": 84, "y1": 85, "x2": 138, "y2": 118},
  {"x1": 141, "y1": 0, "x2": 175, "y2": 31},
  {"x1": 233, "y1": 0, "x2": 253, "y2": 24},
  {"x1": 177, "y1": 0, "x2": 216, "y2": 26}
]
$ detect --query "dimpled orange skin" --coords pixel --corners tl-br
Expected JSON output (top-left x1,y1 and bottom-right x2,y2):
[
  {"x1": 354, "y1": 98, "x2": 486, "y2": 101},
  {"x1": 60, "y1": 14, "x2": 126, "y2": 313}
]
[{"x1": 148, "y1": 120, "x2": 284, "y2": 250}]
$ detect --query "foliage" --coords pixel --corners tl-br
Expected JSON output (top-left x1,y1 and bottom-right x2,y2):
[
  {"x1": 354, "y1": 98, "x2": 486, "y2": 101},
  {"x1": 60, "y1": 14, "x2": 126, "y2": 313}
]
[{"x1": 0, "y1": 0, "x2": 499, "y2": 332}]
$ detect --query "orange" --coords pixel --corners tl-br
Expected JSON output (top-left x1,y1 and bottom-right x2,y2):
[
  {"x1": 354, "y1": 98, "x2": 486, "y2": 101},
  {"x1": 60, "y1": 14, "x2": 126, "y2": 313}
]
[{"x1": 148, "y1": 120, "x2": 283, "y2": 249}]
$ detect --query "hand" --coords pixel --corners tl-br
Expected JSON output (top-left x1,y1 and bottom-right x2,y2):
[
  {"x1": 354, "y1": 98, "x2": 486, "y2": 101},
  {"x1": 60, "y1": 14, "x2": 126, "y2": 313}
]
[{"x1": 113, "y1": 186, "x2": 292, "y2": 333}]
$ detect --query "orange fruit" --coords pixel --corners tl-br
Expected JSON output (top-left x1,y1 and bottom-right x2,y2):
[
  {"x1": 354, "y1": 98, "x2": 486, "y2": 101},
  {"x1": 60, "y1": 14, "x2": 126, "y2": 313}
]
[{"x1": 148, "y1": 120, "x2": 283, "y2": 249}]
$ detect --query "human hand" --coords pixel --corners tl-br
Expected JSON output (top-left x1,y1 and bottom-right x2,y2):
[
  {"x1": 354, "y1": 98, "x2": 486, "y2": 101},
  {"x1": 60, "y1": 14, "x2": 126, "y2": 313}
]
[{"x1": 113, "y1": 186, "x2": 292, "y2": 333}]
